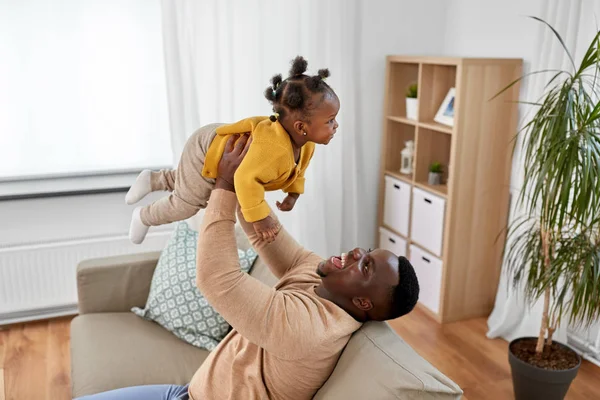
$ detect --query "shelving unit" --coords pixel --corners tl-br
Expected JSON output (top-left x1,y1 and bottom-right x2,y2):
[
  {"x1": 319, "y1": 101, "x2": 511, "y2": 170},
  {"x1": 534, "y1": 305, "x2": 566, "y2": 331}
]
[{"x1": 377, "y1": 56, "x2": 522, "y2": 323}]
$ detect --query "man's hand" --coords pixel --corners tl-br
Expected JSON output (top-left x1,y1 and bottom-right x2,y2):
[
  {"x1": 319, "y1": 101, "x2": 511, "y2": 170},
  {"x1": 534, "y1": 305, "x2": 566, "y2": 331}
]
[
  {"x1": 276, "y1": 193, "x2": 299, "y2": 212},
  {"x1": 215, "y1": 133, "x2": 252, "y2": 192}
]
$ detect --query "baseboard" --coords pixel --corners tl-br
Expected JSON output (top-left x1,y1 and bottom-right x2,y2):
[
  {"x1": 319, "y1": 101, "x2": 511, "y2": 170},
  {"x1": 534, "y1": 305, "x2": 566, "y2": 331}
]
[{"x1": 0, "y1": 303, "x2": 78, "y2": 326}]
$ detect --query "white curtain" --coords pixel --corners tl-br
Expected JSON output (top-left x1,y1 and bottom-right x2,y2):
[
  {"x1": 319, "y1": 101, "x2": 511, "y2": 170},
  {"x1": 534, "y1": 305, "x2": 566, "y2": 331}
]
[
  {"x1": 487, "y1": 0, "x2": 600, "y2": 343},
  {"x1": 0, "y1": 0, "x2": 171, "y2": 178},
  {"x1": 160, "y1": 0, "x2": 362, "y2": 257}
]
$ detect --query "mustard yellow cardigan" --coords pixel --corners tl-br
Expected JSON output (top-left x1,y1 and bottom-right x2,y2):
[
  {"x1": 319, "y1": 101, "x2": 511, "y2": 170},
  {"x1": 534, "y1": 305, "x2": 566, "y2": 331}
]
[{"x1": 202, "y1": 117, "x2": 315, "y2": 222}]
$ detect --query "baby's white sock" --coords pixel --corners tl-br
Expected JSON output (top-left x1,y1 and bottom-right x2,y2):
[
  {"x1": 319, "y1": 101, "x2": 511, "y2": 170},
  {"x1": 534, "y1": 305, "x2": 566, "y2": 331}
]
[
  {"x1": 129, "y1": 207, "x2": 150, "y2": 244},
  {"x1": 125, "y1": 170, "x2": 152, "y2": 205}
]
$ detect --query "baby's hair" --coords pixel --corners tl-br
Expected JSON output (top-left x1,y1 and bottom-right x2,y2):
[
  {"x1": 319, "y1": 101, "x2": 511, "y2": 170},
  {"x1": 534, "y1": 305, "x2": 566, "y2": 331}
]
[{"x1": 264, "y1": 56, "x2": 336, "y2": 122}]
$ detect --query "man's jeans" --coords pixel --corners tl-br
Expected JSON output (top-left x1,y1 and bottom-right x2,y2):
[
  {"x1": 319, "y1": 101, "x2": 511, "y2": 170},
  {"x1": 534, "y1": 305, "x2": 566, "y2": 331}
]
[{"x1": 74, "y1": 384, "x2": 190, "y2": 400}]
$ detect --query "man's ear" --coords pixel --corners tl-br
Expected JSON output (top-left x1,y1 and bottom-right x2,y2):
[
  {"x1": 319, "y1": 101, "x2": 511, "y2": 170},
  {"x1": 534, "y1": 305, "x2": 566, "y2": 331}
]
[{"x1": 352, "y1": 297, "x2": 373, "y2": 311}]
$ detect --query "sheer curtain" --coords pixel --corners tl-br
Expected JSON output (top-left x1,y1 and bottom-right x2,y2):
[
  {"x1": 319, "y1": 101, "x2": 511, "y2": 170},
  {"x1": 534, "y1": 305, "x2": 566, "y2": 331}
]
[
  {"x1": 487, "y1": 0, "x2": 600, "y2": 343},
  {"x1": 160, "y1": 0, "x2": 362, "y2": 257},
  {"x1": 0, "y1": 0, "x2": 172, "y2": 179}
]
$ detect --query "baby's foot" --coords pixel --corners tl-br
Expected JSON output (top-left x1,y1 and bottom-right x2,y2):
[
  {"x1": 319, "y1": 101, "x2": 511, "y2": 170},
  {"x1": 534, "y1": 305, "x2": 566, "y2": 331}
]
[
  {"x1": 125, "y1": 170, "x2": 152, "y2": 205},
  {"x1": 129, "y1": 207, "x2": 150, "y2": 244}
]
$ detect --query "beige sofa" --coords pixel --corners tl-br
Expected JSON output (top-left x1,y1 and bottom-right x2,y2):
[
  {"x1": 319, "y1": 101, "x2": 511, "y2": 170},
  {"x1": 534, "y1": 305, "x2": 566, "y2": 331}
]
[{"x1": 71, "y1": 250, "x2": 463, "y2": 399}]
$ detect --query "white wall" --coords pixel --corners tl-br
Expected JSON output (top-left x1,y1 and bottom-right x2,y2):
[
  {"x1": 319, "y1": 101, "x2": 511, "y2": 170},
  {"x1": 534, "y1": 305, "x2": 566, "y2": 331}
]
[
  {"x1": 443, "y1": 0, "x2": 542, "y2": 61},
  {"x1": 441, "y1": 0, "x2": 543, "y2": 195},
  {"x1": 357, "y1": 0, "x2": 448, "y2": 248}
]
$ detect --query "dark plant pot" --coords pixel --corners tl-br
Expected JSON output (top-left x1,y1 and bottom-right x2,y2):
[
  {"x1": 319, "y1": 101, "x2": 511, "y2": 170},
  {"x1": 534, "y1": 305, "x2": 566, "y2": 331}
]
[
  {"x1": 428, "y1": 172, "x2": 442, "y2": 185},
  {"x1": 509, "y1": 337, "x2": 581, "y2": 400}
]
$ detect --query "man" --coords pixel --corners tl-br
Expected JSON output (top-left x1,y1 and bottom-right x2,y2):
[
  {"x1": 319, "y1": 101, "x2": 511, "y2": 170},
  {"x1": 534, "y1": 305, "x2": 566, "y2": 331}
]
[{"x1": 76, "y1": 135, "x2": 419, "y2": 400}]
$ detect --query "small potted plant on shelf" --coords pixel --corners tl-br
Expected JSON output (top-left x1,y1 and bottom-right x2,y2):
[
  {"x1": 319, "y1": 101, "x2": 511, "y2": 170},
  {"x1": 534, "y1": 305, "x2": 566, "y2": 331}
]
[
  {"x1": 428, "y1": 162, "x2": 442, "y2": 185},
  {"x1": 406, "y1": 82, "x2": 418, "y2": 120},
  {"x1": 496, "y1": 17, "x2": 600, "y2": 400}
]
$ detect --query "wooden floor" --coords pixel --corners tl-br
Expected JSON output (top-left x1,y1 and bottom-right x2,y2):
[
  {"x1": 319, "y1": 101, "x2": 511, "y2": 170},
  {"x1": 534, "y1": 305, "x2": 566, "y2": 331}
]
[
  {"x1": 0, "y1": 317, "x2": 71, "y2": 400},
  {"x1": 0, "y1": 310, "x2": 599, "y2": 400},
  {"x1": 389, "y1": 307, "x2": 600, "y2": 400}
]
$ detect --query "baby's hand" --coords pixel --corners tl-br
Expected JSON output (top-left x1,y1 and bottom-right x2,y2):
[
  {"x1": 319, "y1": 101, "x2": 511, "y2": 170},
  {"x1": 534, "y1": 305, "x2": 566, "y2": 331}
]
[
  {"x1": 253, "y1": 216, "x2": 281, "y2": 243},
  {"x1": 276, "y1": 193, "x2": 299, "y2": 212}
]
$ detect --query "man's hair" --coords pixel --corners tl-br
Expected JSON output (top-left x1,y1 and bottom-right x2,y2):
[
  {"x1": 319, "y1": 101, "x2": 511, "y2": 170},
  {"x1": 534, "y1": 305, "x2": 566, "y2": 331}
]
[{"x1": 387, "y1": 256, "x2": 419, "y2": 320}]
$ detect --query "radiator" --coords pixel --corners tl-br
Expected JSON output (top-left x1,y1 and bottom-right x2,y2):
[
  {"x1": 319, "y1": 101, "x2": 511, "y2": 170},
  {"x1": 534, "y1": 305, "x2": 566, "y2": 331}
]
[{"x1": 0, "y1": 231, "x2": 170, "y2": 325}]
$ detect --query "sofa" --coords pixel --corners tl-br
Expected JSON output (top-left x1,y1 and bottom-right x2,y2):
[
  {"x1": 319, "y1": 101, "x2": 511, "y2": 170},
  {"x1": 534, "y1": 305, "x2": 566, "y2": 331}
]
[{"x1": 71, "y1": 246, "x2": 463, "y2": 399}]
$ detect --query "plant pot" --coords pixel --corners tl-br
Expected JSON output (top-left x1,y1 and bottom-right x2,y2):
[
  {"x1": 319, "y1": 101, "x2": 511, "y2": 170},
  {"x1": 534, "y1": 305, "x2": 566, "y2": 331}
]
[
  {"x1": 406, "y1": 98, "x2": 418, "y2": 120},
  {"x1": 428, "y1": 172, "x2": 442, "y2": 185},
  {"x1": 509, "y1": 337, "x2": 581, "y2": 400}
]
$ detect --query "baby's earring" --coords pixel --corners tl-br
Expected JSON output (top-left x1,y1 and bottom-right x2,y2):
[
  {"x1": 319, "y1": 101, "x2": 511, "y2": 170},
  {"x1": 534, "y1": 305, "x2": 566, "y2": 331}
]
[{"x1": 303, "y1": 131, "x2": 307, "y2": 136}]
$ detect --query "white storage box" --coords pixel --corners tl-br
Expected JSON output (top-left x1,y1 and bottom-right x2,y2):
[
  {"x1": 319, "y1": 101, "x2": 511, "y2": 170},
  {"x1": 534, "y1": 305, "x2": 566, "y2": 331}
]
[
  {"x1": 410, "y1": 187, "x2": 445, "y2": 256},
  {"x1": 378, "y1": 227, "x2": 407, "y2": 257},
  {"x1": 409, "y1": 245, "x2": 443, "y2": 314},
  {"x1": 383, "y1": 176, "x2": 411, "y2": 236}
]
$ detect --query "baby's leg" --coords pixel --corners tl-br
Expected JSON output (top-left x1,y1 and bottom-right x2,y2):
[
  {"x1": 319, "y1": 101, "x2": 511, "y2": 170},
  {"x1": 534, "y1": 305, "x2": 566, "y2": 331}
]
[
  {"x1": 142, "y1": 193, "x2": 201, "y2": 225},
  {"x1": 125, "y1": 169, "x2": 177, "y2": 205},
  {"x1": 128, "y1": 124, "x2": 219, "y2": 244},
  {"x1": 150, "y1": 169, "x2": 177, "y2": 191},
  {"x1": 129, "y1": 194, "x2": 201, "y2": 244}
]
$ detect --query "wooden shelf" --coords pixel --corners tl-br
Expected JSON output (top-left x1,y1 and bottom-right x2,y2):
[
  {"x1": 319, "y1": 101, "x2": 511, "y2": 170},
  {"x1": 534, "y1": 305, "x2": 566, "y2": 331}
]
[
  {"x1": 409, "y1": 238, "x2": 441, "y2": 257},
  {"x1": 414, "y1": 127, "x2": 452, "y2": 186},
  {"x1": 384, "y1": 122, "x2": 415, "y2": 173},
  {"x1": 388, "y1": 116, "x2": 417, "y2": 126},
  {"x1": 419, "y1": 121, "x2": 453, "y2": 134},
  {"x1": 381, "y1": 224, "x2": 408, "y2": 240},
  {"x1": 419, "y1": 64, "x2": 457, "y2": 122},
  {"x1": 384, "y1": 170, "x2": 413, "y2": 184},
  {"x1": 414, "y1": 181, "x2": 448, "y2": 198},
  {"x1": 378, "y1": 55, "x2": 522, "y2": 323},
  {"x1": 387, "y1": 63, "x2": 419, "y2": 116}
]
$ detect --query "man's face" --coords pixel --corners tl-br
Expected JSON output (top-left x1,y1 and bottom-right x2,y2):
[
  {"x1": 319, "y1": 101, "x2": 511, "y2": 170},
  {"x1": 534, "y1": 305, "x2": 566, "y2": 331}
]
[{"x1": 317, "y1": 248, "x2": 400, "y2": 318}]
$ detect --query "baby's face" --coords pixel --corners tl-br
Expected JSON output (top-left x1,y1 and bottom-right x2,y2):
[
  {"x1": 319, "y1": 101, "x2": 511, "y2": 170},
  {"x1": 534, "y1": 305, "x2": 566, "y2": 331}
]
[{"x1": 305, "y1": 94, "x2": 340, "y2": 145}]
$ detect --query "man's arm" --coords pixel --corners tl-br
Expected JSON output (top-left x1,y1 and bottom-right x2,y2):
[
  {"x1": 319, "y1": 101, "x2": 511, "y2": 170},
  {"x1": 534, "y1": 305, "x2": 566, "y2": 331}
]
[
  {"x1": 196, "y1": 189, "x2": 321, "y2": 359},
  {"x1": 236, "y1": 205, "x2": 319, "y2": 279},
  {"x1": 195, "y1": 136, "x2": 321, "y2": 358}
]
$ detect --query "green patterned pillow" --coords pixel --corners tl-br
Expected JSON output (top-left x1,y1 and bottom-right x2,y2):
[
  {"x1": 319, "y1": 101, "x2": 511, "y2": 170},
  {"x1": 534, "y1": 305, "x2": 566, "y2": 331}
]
[{"x1": 132, "y1": 221, "x2": 257, "y2": 350}]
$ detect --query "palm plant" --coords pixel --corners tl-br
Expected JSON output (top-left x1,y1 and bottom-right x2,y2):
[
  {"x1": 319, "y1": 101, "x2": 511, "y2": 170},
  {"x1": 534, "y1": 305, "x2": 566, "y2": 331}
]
[{"x1": 500, "y1": 17, "x2": 600, "y2": 355}]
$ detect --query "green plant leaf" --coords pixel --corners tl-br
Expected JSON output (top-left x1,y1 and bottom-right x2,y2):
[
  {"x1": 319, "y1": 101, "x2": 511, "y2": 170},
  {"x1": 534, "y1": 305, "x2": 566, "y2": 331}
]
[
  {"x1": 501, "y1": 17, "x2": 600, "y2": 335},
  {"x1": 406, "y1": 82, "x2": 418, "y2": 98},
  {"x1": 529, "y1": 16, "x2": 576, "y2": 72},
  {"x1": 429, "y1": 162, "x2": 443, "y2": 173}
]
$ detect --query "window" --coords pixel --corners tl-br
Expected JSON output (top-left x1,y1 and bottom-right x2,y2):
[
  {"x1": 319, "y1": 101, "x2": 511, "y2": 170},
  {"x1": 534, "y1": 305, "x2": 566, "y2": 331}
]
[{"x1": 0, "y1": 0, "x2": 172, "y2": 180}]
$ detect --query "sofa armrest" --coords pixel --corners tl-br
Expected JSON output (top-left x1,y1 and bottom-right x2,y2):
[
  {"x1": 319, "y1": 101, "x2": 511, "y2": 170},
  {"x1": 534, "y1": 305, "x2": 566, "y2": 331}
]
[{"x1": 77, "y1": 252, "x2": 160, "y2": 314}]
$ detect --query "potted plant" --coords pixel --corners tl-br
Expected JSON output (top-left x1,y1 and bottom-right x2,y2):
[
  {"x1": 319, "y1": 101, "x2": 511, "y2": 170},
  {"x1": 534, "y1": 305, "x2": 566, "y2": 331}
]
[
  {"x1": 428, "y1": 162, "x2": 442, "y2": 185},
  {"x1": 498, "y1": 17, "x2": 600, "y2": 400},
  {"x1": 406, "y1": 82, "x2": 418, "y2": 120}
]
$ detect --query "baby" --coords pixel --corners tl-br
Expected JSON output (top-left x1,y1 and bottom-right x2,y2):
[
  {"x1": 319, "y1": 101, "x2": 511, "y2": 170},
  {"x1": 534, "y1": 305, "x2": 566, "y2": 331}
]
[{"x1": 126, "y1": 56, "x2": 340, "y2": 243}]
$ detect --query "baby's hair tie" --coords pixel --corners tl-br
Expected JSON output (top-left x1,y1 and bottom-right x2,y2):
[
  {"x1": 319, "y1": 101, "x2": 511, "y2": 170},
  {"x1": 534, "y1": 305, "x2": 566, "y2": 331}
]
[
  {"x1": 272, "y1": 89, "x2": 277, "y2": 97},
  {"x1": 269, "y1": 112, "x2": 280, "y2": 122}
]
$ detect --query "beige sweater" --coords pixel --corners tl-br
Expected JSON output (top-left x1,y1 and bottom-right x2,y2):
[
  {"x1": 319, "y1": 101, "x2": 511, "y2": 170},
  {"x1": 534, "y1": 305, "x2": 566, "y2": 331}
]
[{"x1": 189, "y1": 189, "x2": 362, "y2": 400}]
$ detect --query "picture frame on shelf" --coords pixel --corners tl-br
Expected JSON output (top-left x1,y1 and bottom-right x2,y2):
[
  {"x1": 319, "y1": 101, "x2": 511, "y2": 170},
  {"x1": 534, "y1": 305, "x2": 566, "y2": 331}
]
[{"x1": 434, "y1": 88, "x2": 455, "y2": 127}]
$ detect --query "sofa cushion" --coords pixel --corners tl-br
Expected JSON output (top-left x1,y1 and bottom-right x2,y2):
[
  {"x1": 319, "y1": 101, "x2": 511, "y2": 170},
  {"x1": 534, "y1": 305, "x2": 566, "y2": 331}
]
[
  {"x1": 314, "y1": 321, "x2": 463, "y2": 400},
  {"x1": 132, "y1": 222, "x2": 257, "y2": 350},
  {"x1": 70, "y1": 312, "x2": 209, "y2": 398}
]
